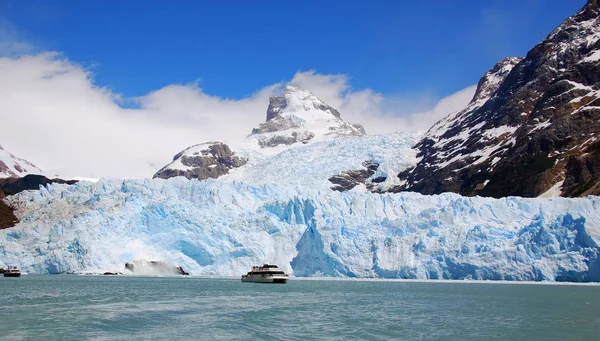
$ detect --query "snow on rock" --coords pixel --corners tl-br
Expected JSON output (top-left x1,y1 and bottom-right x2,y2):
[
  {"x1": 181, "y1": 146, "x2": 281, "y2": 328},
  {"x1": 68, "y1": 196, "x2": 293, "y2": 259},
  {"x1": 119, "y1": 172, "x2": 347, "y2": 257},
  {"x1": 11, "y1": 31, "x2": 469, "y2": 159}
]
[
  {"x1": 1, "y1": 178, "x2": 599, "y2": 282},
  {"x1": 539, "y1": 180, "x2": 564, "y2": 198},
  {"x1": 248, "y1": 86, "x2": 366, "y2": 149},
  {"x1": 153, "y1": 86, "x2": 368, "y2": 182},
  {"x1": 471, "y1": 57, "x2": 524, "y2": 104},
  {"x1": 396, "y1": 0, "x2": 600, "y2": 198},
  {"x1": 153, "y1": 142, "x2": 247, "y2": 181},
  {"x1": 0, "y1": 144, "x2": 43, "y2": 178},
  {"x1": 582, "y1": 50, "x2": 600, "y2": 63}
]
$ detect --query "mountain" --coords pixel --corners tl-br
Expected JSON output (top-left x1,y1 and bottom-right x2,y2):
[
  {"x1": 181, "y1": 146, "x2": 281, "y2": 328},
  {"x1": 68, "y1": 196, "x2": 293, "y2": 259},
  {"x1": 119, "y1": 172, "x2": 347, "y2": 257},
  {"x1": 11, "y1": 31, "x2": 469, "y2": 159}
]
[
  {"x1": 0, "y1": 145, "x2": 47, "y2": 230},
  {"x1": 2, "y1": 3, "x2": 600, "y2": 282},
  {"x1": 0, "y1": 174, "x2": 78, "y2": 196},
  {"x1": 395, "y1": 0, "x2": 600, "y2": 198},
  {"x1": 247, "y1": 86, "x2": 365, "y2": 148},
  {"x1": 154, "y1": 86, "x2": 366, "y2": 180},
  {"x1": 154, "y1": 142, "x2": 247, "y2": 180},
  {"x1": 0, "y1": 144, "x2": 43, "y2": 178}
]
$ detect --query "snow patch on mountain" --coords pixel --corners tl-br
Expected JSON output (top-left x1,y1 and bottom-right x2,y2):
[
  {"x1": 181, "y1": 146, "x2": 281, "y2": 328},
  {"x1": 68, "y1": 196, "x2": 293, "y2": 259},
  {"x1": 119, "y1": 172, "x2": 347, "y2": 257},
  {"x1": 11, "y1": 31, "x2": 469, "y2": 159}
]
[
  {"x1": 0, "y1": 144, "x2": 43, "y2": 179},
  {"x1": 582, "y1": 50, "x2": 600, "y2": 63},
  {"x1": 539, "y1": 180, "x2": 564, "y2": 198}
]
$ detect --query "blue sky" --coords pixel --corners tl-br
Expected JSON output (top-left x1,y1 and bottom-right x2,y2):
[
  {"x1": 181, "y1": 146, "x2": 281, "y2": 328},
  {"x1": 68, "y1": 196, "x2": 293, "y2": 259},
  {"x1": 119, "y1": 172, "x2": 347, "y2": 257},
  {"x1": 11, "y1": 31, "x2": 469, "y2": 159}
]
[
  {"x1": 2, "y1": 0, "x2": 583, "y2": 100},
  {"x1": 0, "y1": 0, "x2": 588, "y2": 178}
]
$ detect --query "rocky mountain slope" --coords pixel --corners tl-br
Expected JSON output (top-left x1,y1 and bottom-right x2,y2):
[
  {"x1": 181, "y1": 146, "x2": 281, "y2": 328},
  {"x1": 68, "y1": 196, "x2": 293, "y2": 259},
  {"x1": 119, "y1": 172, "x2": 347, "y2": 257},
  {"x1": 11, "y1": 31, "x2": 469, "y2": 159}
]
[
  {"x1": 0, "y1": 190, "x2": 18, "y2": 230},
  {"x1": 0, "y1": 174, "x2": 78, "y2": 230},
  {"x1": 0, "y1": 145, "x2": 46, "y2": 230},
  {"x1": 395, "y1": 0, "x2": 600, "y2": 198},
  {"x1": 154, "y1": 86, "x2": 366, "y2": 181},
  {"x1": 154, "y1": 142, "x2": 247, "y2": 180},
  {"x1": 0, "y1": 144, "x2": 43, "y2": 178},
  {"x1": 0, "y1": 174, "x2": 78, "y2": 196}
]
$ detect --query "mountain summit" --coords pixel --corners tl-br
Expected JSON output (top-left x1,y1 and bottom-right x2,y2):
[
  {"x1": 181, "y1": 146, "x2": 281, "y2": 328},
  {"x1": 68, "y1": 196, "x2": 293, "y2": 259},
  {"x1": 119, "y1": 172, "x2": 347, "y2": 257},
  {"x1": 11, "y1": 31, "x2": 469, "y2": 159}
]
[
  {"x1": 248, "y1": 86, "x2": 365, "y2": 148},
  {"x1": 394, "y1": 0, "x2": 600, "y2": 198}
]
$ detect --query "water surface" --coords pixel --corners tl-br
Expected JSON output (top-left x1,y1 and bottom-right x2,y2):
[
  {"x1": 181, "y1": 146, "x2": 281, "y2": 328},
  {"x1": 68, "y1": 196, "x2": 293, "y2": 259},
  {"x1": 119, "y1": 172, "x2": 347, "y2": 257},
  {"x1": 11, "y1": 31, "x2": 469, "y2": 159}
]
[{"x1": 1, "y1": 276, "x2": 599, "y2": 340}]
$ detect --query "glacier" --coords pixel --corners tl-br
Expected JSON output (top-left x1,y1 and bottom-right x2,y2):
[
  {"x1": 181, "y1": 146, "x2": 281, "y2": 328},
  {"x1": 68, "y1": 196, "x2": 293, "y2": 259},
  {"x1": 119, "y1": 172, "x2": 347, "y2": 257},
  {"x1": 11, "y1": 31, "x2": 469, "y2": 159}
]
[
  {"x1": 2, "y1": 132, "x2": 600, "y2": 281},
  {"x1": 2, "y1": 175, "x2": 600, "y2": 281},
  {"x1": 223, "y1": 132, "x2": 421, "y2": 191}
]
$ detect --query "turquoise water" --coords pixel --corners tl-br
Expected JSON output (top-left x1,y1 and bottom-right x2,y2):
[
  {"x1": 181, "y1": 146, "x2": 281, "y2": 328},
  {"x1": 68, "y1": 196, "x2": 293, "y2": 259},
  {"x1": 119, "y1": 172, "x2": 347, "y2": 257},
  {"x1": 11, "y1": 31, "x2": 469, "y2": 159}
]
[{"x1": 1, "y1": 276, "x2": 599, "y2": 340}]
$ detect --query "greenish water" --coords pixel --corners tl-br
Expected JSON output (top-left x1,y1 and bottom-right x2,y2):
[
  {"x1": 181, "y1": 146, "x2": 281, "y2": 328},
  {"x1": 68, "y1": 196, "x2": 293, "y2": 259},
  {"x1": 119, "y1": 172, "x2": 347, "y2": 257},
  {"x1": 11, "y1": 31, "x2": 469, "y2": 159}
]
[{"x1": 0, "y1": 276, "x2": 599, "y2": 340}]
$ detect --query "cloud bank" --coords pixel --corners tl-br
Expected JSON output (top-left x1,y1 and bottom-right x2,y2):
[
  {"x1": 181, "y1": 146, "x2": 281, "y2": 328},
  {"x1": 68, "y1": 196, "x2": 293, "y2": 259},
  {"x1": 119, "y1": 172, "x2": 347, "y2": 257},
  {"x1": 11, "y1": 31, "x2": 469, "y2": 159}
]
[{"x1": 0, "y1": 53, "x2": 475, "y2": 179}]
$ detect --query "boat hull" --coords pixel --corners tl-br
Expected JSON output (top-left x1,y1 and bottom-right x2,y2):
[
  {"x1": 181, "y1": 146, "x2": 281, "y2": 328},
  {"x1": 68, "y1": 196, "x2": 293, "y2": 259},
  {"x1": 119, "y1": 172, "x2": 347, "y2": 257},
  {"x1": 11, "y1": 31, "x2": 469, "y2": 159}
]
[
  {"x1": 3, "y1": 273, "x2": 21, "y2": 277},
  {"x1": 241, "y1": 275, "x2": 288, "y2": 284}
]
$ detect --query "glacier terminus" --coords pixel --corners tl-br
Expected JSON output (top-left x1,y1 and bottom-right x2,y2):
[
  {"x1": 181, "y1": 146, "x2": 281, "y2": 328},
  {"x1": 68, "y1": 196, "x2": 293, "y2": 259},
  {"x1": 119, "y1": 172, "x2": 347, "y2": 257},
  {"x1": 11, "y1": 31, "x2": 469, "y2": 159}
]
[{"x1": 2, "y1": 172, "x2": 599, "y2": 281}]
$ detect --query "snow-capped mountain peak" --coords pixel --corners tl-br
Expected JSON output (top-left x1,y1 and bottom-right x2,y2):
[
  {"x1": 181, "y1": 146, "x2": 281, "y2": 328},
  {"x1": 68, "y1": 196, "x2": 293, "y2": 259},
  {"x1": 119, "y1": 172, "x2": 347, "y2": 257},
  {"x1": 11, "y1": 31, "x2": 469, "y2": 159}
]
[
  {"x1": 154, "y1": 86, "x2": 367, "y2": 181},
  {"x1": 471, "y1": 57, "x2": 523, "y2": 105},
  {"x1": 0, "y1": 144, "x2": 43, "y2": 178},
  {"x1": 249, "y1": 86, "x2": 365, "y2": 148},
  {"x1": 266, "y1": 85, "x2": 342, "y2": 121}
]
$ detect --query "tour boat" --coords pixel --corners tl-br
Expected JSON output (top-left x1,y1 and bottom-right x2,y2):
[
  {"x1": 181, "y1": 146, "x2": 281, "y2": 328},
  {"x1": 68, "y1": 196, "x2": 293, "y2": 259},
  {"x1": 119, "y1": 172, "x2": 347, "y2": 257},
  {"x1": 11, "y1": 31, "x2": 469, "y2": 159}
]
[
  {"x1": 241, "y1": 264, "x2": 289, "y2": 283},
  {"x1": 3, "y1": 266, "x2": 21, "y2": 277}
]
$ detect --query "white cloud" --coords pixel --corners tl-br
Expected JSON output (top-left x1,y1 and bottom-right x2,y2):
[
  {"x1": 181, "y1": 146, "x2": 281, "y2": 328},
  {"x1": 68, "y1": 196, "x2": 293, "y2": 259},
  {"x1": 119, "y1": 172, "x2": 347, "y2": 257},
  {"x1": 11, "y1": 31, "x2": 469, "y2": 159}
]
[
  {"x1": 136, "y1": 81, "x2": 279, "y2": 142},
  {"x1": 0, "y1": 54, "x2": 475, "y2": 179},
  {"x1": 0, "y1": 53, "x2": 204, "y2": 178},
  {"x1": 290, "y1": 70, "x2": 476, "y2": 134}
]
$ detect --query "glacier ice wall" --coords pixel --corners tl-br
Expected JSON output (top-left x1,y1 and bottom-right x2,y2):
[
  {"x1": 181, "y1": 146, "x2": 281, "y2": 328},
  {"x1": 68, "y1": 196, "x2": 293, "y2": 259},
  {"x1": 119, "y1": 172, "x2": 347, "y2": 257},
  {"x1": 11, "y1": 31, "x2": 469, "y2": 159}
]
[{"x1": 2, "y1": 177, "x2": 600, "y2": 281}]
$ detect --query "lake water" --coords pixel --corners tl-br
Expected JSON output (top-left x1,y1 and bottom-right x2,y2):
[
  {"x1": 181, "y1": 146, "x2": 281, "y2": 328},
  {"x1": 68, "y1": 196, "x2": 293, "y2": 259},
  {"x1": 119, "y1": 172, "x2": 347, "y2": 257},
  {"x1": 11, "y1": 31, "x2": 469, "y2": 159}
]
[{"x1": 1, "y1": 276, "x2": 599, "y2": 340}]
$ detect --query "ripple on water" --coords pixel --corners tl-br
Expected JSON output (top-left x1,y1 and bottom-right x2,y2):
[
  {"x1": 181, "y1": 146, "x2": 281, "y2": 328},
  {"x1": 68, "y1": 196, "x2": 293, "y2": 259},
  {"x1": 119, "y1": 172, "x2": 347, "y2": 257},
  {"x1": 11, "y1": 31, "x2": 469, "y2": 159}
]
[{"x1": 0, "y1": 276, "x2": 599, "y2": 341}]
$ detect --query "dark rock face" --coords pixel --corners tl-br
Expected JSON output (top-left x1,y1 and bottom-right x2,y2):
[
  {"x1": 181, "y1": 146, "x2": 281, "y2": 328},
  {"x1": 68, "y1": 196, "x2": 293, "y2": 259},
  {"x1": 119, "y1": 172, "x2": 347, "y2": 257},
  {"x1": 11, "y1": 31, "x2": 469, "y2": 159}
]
[
  {"x1": 563, "y1": 141, "x2": 600, "y2": 196},
  {"x1": 0, "y1": 190, "x2": 18, "y2": 230},
  {"x1": 153, "y1": 142, "x2": 247, "y2": 180},
  {"x1": 0, "y1": 174, "x2": 78, "y2": 196},
  {"x1": 0, "y1": 161, "x2": 10, "y2": 177},
  {"x1": 266, "y1": 96, "x2": 287, "y2": 121},
  {"x1": 257, "y1": 131, "x2": 315, "y2": 148},
  {"x1": 0, "y1": 175, "x2": 78, "y2": 229},
  {"x1": 329, "y1": 161, "x2": 384, "y2": 192},
  {"x1": 351, "y1": 123, "x2": 367, "y2": 135},
  {"x1": 251, "y1": 115, "x2": 303, "y2": 135},
  {"x1": 394, "y1": 0, "x2": 600, "y2": 198}
]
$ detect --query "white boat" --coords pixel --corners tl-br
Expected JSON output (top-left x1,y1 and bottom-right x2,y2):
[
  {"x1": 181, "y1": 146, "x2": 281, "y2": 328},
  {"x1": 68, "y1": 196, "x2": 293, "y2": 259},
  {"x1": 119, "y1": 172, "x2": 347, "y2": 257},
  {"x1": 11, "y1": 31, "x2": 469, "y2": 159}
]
[
  {"x1": 241, "y1": 264, "x2": 289, "y2": 283},
  {"x1": 3, "y1": 266, "x2": 21, "y2": 277}
]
